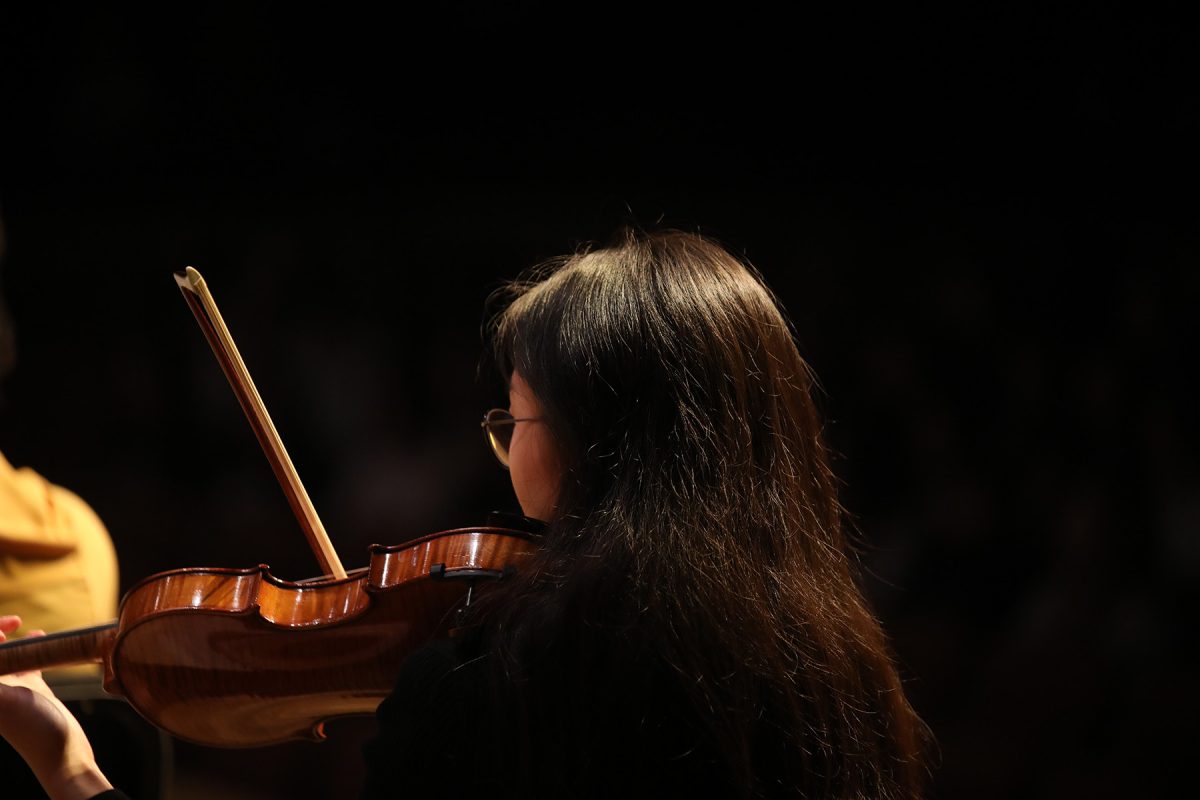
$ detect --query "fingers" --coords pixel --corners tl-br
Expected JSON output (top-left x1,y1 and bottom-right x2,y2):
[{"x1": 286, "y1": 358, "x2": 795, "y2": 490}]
[{"x1": 0, "y1": 620, "x2": 42, "y2": 645}]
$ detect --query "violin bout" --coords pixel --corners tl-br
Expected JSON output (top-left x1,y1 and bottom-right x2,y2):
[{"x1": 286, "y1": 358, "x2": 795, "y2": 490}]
[{"x1": 91, "y1": 526, "x2": 531, "y2": 748}]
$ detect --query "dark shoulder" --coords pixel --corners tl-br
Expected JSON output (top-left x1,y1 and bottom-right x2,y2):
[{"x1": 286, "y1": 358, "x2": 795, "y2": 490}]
[
  {"x1": 362, "y1": 633, "x2": 499, "y2": 799},
  {"x1": 364, "y1": 627, "x2": 739, "y2": 799},
  {"x1": 392, "y1": 634, "x2": 471, "y2": 688},
  {"x1": 372, "y1": 631, "x2": 486, "y2": 722}
]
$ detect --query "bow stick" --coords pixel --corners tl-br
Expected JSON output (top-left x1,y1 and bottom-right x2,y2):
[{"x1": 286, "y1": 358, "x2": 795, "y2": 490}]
[{"x1": 174, "y1": 267, "x2": 347, "y2": 579}]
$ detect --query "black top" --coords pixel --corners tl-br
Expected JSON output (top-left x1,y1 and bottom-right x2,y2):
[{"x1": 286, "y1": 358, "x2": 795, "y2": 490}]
[
  {"x1": 359, "y1": 633, "x2": 738, "y2": 799},
  {"x1": 93, "y1": 633, "x2": 775, "y2": 799}
]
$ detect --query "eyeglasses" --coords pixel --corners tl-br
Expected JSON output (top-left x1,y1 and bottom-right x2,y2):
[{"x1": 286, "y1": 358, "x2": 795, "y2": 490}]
[{"x1": 480, "y1": 408, "x2": 542, "y2": 469}]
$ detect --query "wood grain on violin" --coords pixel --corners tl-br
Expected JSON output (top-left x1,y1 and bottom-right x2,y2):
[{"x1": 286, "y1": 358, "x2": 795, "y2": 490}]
[{"x1": 0, "y1": 526, "x2": 534, "y2": 747}]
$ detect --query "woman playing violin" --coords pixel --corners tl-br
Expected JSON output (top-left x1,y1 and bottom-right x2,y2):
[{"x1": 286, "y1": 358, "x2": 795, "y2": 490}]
[{"x1": 1, "y1": 229, "x2": 927, "y2": 799}]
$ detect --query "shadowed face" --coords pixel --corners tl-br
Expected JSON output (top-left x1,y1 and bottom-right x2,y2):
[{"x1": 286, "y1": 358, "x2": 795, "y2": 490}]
[{"x1": 507, "y1": 371, "x2": 561, "y2": 522}]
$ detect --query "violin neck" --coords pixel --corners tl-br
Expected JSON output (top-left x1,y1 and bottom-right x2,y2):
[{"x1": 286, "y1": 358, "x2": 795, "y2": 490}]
[{"x1": 0, "y1": 622, "x2": 116, "y2": 676}]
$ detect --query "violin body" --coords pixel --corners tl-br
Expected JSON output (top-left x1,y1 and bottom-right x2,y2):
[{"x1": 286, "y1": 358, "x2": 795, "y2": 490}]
[
  {"x1": 112, "y1": 525, "x2": 534, "y2": 747},
  {"x1": 0, "y1": 525, "x2": 535, "y2": 748}
]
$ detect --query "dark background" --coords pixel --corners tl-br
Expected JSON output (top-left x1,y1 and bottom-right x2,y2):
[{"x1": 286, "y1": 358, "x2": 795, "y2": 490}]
[{"x1": 0, "y1": 4, "x2": 1195, "y2": 798}]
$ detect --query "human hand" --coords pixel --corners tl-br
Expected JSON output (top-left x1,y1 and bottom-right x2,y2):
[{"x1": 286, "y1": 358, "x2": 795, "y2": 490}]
[{"x1": 0, "y1": 615, "x2": 113, "y2": 800}]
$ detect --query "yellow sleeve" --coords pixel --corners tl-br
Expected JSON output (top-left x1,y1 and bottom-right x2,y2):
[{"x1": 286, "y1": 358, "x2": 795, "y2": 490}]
[{"x1": 0, "y1": 470, "x2": 119, "y2": 633}]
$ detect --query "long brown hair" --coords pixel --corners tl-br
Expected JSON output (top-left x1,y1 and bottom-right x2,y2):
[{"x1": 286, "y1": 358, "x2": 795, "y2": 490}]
[{"x1": 482, "y1": 229, "x2": 927, "y2": 798}]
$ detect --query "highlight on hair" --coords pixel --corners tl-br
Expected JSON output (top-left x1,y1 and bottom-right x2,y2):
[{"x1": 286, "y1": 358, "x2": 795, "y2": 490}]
[{"x1": 480, "y1": 229, "x2": 927, "y2": 798}]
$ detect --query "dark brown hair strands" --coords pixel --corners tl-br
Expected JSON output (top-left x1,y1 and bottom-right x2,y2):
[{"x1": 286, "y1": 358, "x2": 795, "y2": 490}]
[{"x1": 478, "y1": 229, "x2": 928, "y2": 798}]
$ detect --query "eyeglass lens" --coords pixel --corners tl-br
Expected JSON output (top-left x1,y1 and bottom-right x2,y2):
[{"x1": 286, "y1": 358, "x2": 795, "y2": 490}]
[{"x1": 485, "y1": 410, "x2": 514, "y2": 467}]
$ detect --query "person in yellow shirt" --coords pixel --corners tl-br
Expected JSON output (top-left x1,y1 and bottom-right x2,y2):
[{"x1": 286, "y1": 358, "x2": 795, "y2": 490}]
[
  {"x1": 0, "y1": 223, "x2": 160, "y2": 799},
  {"x1": 0, "y1": 221, "x2": 119, "y2": 686}
]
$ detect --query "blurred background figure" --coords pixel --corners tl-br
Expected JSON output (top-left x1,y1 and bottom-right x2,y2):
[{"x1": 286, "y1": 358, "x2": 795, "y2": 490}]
[{"x1": 0, "y1": 215, "x2": 169, "y2": 799}]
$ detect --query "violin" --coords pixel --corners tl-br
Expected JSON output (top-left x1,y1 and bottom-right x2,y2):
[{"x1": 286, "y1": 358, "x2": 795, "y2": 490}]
[
  {"x1": 0, "y1": 522, "x2": 535, "y2": 747},
  {"x1": 0, "y1": 523, "x2": 534, "y2": 746},
  {"x1": 0, "y1": 268, "x2": 532, "y2": 747}
]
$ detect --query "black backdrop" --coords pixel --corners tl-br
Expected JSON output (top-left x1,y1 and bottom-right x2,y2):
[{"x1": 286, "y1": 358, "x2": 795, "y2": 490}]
[{"x1": 0, "y1": 5, "x2": 1195, "y2": 798}]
